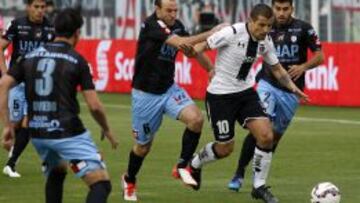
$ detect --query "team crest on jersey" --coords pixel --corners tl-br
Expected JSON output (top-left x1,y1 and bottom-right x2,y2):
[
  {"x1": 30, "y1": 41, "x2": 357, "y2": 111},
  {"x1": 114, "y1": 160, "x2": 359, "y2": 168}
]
[
  {"x1": 276, "y1": 33, "x2": 285, "y2": 42},
  {"x1": 291, "y1": 35, "x2": 297, "y2": 42},
  {"x1": 35, "y1": 28, "x2": 42, "y2": 39}
]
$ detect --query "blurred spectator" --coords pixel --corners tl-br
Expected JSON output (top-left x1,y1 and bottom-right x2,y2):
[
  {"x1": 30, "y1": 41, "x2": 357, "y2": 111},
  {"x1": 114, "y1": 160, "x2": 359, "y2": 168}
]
[
  {"x1": 196, "y1": 0, "x2": 219, "y2": 33},
  {"x1": 0, "y1": 15, "x2": 4, "y2": 35},
  {"x1": 45, "y1": 0, "x2": 58, "y2": 24}
]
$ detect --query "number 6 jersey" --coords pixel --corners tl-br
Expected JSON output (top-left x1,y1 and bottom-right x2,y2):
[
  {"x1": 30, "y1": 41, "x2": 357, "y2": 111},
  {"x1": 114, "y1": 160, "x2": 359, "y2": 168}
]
[{"x1": 206, "y1": 23, "x2": 279, "y2": 95}]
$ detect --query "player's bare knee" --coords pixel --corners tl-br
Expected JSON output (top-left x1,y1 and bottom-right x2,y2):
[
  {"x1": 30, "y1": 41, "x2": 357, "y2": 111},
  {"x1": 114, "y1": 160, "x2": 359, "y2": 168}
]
[
  {"x1": 83, "y1": 169, "x2": 109, "y2": 186},
  {"x1": 52, "y1": 164, "x2": 67, "y2": 174},
  {"x1": 214, "y1": 142, "x2": 234, "y2": 158},
  {"x1": 187, "y1": 113, "x2": 204, "y2": 132},
  {"x1": 257, "y1": 130, "x2": 273, "y2": 148},
  {"x1": 133, "y1": 143, "x2": 151, "y2": 157}
]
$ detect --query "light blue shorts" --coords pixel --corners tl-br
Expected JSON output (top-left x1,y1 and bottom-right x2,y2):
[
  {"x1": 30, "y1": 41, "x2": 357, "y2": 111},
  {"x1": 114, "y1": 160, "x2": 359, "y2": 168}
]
[
  {"x1": 9, "y1": 83, "x2": 28, "y2": 122},
  {"x1": 132, "y1": 84, "x2": 194, "y2": 145},
  {"x1": 257, "y1": 79, "x2": 299, "y2": 135},
  {"x1": 31, "y1": 131, "x2": 105, "y2": 178}
]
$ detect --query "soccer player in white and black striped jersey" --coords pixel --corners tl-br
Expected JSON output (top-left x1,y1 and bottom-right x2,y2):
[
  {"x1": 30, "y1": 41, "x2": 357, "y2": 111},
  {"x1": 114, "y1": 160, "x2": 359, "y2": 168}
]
[
  {"x1": 184, "y1": 4, "x2": 308, "y2": 203},
  {"x1": 228, "y1": 0, "x2": 324, "y2": 195}
]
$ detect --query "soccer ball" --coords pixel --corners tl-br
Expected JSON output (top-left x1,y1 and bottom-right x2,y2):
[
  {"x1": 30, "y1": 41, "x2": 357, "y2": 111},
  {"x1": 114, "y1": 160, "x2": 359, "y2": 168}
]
[{"x1": 311, "y1": 182, "x2": 341, "y2": 203}]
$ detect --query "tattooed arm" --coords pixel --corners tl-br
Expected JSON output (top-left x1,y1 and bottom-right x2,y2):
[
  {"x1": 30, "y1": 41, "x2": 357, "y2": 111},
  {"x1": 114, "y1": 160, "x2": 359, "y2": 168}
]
[{"x1": 270, "y1": 63, "x2": 309, "y2": 101}]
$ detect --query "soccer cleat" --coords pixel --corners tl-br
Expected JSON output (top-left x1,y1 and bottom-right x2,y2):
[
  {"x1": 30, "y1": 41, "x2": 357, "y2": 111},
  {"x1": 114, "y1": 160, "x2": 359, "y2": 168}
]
[
  {"x1": 189, "y1": 166, "x2": 202, "y2": 191},
  {"x1": 251, "y1": 185, "x2": 279, "y2": 203},
  {"x1": 228, "y1": 175, "x2": 244, "y2": 192},
  {"x1": 3, "y1": 165, "x2": 21, "y2": 178},
  {"x1": 172, "y1": 165, "x2": 198, "y2": 187},
  {"x1": 121, "y1": 174, "x2": 138, "y2": 201},
  {"x1": 171, "y1": 165, "x2": 180, "y2": 179}
]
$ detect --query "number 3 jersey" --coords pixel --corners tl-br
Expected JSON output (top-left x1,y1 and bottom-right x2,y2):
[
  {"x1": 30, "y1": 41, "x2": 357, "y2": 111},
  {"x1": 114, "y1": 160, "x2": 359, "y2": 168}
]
[
  {"x1": 8, "y1": 42, "x2": 95, "y2": 139},
  {"x1": 206, "y1": 23, "x2": 279, "y2": 95}
]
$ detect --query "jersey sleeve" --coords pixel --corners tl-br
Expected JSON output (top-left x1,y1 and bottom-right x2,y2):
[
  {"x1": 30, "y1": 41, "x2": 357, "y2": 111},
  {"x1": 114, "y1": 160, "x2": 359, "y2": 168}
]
[
  {"x1": 78, "y1": 57, "x2": 95, "y2": 90},
  {"x1": 2, "y1": 20, "x2": 17, "y2": 42},
  {"x1": 263, "y1": 36, "x2": 279, "y2": 66},
  {"x1": 143, "y1": 19, "x2": 172, "y2": 42},
  {"x1": 303, "y1": 23, "x2": 322, "y2": 52},
  {"x1": 206, "y1": 25, "x2": 234, "y2": 49},
  {"x1": 7, "y1": 56, "x2": 25, "y2": 83},
  {"x1": 178, "y1": 21, "x2": 190, "y2": 37}
]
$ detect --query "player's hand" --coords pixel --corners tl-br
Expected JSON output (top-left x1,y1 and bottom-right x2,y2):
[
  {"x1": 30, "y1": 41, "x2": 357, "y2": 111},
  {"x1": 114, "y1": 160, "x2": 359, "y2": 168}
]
[
  {"x1": 179, "y1": 44, "x2": 197, "y2": 58},
  {"x1": 101, "y1": 130, "x2": 118, "y2": 150},
  {"x1": 294, "y1": 88, "x2": 310, "y2": 102},
  {"x1": 1, "y1": 126, "x2": 15, "y2": 151},
  {"x1": 288, "y1": 64, "x2": 307, "y2": 81}
]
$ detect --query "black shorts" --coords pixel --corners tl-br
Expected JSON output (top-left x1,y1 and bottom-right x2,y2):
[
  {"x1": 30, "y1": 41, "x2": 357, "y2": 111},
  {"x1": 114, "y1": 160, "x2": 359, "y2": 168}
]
[{"x1": 205, "y1": 88, "x2": 268, "y2": 142}]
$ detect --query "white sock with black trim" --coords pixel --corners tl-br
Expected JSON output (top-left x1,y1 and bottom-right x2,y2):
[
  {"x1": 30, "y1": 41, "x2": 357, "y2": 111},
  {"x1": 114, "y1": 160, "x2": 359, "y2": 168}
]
[
  {"x1": 253, "y1": 146, "x2": 272, "y2": 188},
  {"x1": 190, "y1": 142, "x2": 217, "y2": 169}
]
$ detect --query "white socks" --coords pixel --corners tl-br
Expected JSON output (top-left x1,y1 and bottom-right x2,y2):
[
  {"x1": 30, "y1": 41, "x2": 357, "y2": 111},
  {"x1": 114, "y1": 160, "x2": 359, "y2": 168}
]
[
  {"x1": 191, "y1": 142, "x2": 217, "y2": 169},
  {"x1": 253, "y1": 146, "x2": 272, "y2": 188}
]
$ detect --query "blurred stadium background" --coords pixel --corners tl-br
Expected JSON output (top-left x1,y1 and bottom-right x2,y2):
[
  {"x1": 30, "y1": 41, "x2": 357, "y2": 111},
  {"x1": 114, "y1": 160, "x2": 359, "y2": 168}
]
[{"x1": 0, "y1": 0, "x2": 360, "y2": 203}]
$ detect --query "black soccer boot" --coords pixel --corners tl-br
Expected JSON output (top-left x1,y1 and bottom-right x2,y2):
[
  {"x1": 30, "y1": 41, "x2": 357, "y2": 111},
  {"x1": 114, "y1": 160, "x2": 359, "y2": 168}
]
[{"x1": 251, "y1": 185, "x2": 279, "y2": 203}]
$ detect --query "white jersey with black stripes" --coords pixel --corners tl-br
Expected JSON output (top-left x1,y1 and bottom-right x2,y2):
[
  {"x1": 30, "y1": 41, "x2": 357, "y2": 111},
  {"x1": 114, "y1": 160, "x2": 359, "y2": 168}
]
[{"x1": 206, "y1": 22, "x2": 279, "y2": 95}]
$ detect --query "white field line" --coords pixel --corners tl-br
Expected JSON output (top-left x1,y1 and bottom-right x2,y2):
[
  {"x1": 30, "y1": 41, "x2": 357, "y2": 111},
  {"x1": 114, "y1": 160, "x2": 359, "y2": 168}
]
[{"x1": 80, "y1": 102, "x2": 360, "y2": 125}]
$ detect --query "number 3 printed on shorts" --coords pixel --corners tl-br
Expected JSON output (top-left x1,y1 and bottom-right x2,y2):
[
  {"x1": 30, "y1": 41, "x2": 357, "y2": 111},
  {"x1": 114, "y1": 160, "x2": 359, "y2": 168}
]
[{"x1": 216, "y1": 120, "x2": 229, "y2": 134}]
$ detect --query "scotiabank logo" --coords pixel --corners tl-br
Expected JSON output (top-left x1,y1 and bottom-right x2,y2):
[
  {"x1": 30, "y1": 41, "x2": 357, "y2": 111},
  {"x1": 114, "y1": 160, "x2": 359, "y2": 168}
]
[
  {"x1": 175, "y1": 57, "x2": 192, "y2": 84},
  {"x1": 113, "y1": 53, "x2": 193, "y2": 85},
  {"x1": 115, "y1": 51, "x2": 134, "y2": 81},
  {"x1": 95, "y1": 40, "x2": 111, "y2": 91},
  {"x1": 305, "y1": 57, "x2": 339, "y2": 91}
]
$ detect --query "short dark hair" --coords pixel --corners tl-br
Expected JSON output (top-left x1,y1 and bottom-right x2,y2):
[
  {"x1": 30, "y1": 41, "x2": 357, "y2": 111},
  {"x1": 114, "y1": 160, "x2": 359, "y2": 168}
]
[
  {"x1": 250, "y1": 3, "x2": 274, "y2": 21},
  {"x1": 272, "y1": 0, "x2": 293, "y2": 5},
  {"x1": 154, "y1": 0, "x2": 162, "y2": 7},
  {"x1": 27, "y1": 0, "x2": 45, "y2": 5},
  {"x1": 54, "y1": 8, "x2": 83, "y2": 38}
]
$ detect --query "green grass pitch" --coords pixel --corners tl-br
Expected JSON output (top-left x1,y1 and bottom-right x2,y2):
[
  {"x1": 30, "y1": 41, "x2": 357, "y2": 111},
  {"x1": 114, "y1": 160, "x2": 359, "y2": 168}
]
[{"x1": 1, "y1": 93, "x2": 359, "y2": 203}]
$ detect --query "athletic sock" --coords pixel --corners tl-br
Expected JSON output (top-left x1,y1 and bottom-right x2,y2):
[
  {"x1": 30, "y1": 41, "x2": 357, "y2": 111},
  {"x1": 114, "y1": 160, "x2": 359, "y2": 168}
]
[
  {"x1": 235, "y1": 133, "x2": 256, "y2": 177},
  {"x1": 253, "y1": 146, "x2": 272, "y2": 188},
  {"x1": 177, "y1": 128, "x2": 201, "y2": 168},
  {"x1": 45, "y1": 169, "x2": 67, "y2": 203},
  {"x1": 190, "y1": 142, "x2": 219, "y2": 169},
  {"x1": 86, "y1": 180, "x2": 112, "y2": 203},
  {"x1": 6, "y1": 128, "x2": 30, "y2": 169},
  {"x1": 125, "y1": 150, "x2": 144, "y2": 183}
]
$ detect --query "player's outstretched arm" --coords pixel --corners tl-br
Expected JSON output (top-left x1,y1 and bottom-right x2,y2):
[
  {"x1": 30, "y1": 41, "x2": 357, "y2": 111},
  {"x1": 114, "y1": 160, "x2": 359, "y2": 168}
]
[
  {"x1": 195, "y1": 52, "x2": 214, "y2": 72},
  {"x1": 0, "y1": 39, "x2": 10, "y2": 75},
  {"x1": 166, "y1": 23, "x2": 228, "y2": 50},
  {"x1": 288, "y1": 50, "x2": 324, "y2": 81},
  {"x1": 82, "y1": 90, "x2": 118, "y2": 149},
  {"x1": 271, "y1": 63, "x2": 309, "y2": 102},
  {"x1": 0, "y1": 75, "x2": 16, "y2": 149}
]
